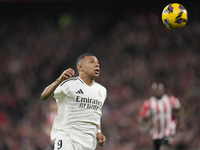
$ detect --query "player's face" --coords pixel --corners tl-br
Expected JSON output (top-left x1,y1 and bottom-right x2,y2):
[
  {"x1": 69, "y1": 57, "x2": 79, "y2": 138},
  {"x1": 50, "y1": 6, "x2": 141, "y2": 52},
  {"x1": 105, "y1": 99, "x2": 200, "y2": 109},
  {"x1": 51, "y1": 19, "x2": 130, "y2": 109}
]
[
  {"x1": 81, "y1": 56, "x2": 100, "y2": 79},
  {"x1": 152, "y1": 85, "x2": 164, "y2": 99}
]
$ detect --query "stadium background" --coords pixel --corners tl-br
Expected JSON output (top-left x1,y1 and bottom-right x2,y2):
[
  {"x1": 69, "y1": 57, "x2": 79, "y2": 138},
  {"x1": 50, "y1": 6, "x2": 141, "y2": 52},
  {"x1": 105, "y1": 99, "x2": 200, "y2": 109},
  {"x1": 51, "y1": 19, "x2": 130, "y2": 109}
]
[{"x1": 0, "y1": 0, "x2": 199, "y2": 149}]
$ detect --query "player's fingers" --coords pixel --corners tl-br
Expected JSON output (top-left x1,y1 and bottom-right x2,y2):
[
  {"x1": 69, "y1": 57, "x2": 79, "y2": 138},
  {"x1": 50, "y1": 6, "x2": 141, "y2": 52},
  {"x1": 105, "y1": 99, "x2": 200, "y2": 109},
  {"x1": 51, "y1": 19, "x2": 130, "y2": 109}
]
[
  {"x1": 67, "y1": 68, "x2": 75, "y2": 75},
  {"x1": 100, "y1": 135, "x2": 106, "y2": 142},
  {"x1": 63, "y1": 69, "x2": 74, "y2": 77},
  {"x1": 62, "y1": 74, "x2": 70, "y2": 80},
  {"x1": 98, "y1": 136, "x2": 103, "y2": 141},
  {"x1": 98, "y1": 136, "x2": 106, "y2": 146},
  {"x1": 61, "y1": 72, "x2": 72, "y2": 80},
  {"x1": 99, "y1": 141, "x2": 105, "y2": 147},
  {"x1": 64, "y1": 69, "x2": 75, "y2": 77},
  {"x1": 64, "y1": 72, "x2": 72, "y2": 77},
  {"x1": 103, "y1": 136, "x2": 106, "y2": 142}
]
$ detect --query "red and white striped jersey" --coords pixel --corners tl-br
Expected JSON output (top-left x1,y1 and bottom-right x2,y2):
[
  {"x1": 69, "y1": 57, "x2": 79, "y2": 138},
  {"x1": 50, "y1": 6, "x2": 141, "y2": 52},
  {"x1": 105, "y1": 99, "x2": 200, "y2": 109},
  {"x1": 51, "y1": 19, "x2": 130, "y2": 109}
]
[{"x1": 139, "y1": 94, "x2": 181, "y2": 139}]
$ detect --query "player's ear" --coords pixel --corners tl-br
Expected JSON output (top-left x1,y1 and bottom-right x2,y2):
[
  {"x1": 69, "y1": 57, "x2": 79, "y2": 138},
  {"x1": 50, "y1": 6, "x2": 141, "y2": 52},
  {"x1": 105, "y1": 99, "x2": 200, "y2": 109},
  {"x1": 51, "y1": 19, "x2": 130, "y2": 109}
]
[{"x1": 79, "y1": 65, "x2": 84, "y2": 72}]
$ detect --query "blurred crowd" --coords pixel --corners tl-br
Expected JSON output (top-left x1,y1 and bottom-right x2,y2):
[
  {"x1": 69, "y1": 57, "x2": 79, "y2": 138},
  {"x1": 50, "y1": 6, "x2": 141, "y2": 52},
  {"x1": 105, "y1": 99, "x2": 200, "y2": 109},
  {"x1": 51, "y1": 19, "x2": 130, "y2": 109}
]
[{"x1": 0, "y1": 2, "x2": 200, "y2": 150}]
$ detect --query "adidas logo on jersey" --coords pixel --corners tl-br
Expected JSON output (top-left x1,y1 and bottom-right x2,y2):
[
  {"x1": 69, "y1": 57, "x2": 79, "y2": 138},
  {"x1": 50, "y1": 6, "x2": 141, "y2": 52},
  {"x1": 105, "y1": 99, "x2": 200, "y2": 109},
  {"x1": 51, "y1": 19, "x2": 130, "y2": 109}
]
[{"x1": 76, "y1": 89, "x2": 84, "y2": 94}]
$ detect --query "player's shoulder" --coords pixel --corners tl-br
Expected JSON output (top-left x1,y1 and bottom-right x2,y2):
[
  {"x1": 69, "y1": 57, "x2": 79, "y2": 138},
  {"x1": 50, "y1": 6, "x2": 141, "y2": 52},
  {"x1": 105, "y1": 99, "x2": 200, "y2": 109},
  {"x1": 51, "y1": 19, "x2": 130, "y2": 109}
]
[
  {"x1": 165, "y1": 94, "x2": 178, "y2": 100},
  {"x1": 94, "y1": 81, "x2": 106, "y2": 91},
  {"x1": 165, "y1": 95, "x2": 180, "y2": 104},
  {"x1": 143, "y1": 97, "x2": 152, "y2": 105},
  {"x1": 166, "y1": 95, "x2": 181, "y2": 107},
  {"x1": 60, "y1": 77, "x2": 81, "y2": 86}
]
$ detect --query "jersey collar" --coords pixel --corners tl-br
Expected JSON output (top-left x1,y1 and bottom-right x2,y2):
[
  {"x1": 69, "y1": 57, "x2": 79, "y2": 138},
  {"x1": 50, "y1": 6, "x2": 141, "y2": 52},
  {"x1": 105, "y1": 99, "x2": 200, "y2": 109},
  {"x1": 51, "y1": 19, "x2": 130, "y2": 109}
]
[{"x1": 77, "y1": 77, "x2": 95, "y2": 87}]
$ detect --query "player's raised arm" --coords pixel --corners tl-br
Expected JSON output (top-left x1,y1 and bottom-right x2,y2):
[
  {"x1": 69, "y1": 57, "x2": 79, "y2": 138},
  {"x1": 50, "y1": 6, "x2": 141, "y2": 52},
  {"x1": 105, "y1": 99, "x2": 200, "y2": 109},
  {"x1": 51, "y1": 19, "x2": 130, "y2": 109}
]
[{"x1": 41, "y1": 68, "x2": 75, "y2": 101}]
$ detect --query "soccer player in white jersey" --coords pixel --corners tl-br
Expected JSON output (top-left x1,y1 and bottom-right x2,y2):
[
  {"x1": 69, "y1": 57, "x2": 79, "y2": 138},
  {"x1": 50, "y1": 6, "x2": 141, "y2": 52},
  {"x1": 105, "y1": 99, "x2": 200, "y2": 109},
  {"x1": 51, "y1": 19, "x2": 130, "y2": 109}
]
[
  {"x1": 41, "y1": 53, "x2": 106, "y2": 150},
  {"x1": 138, "y1": 82, "x2": 184, "y2": 150}
]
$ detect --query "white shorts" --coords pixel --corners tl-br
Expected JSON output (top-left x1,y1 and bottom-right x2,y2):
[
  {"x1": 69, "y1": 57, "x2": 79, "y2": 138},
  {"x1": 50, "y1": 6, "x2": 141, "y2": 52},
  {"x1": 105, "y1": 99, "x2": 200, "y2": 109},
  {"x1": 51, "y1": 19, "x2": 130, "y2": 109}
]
[{"x1": 54, "y1": 134, "x2": 86, "y2": 150}]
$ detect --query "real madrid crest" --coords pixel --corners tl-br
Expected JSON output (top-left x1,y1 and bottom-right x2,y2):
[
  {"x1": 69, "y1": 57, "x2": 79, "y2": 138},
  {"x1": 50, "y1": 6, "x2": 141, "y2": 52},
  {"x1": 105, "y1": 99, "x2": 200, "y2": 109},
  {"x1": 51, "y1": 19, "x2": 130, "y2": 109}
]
[{"x1": 98, "y1": 90, "x2": 102, "y2": 98}]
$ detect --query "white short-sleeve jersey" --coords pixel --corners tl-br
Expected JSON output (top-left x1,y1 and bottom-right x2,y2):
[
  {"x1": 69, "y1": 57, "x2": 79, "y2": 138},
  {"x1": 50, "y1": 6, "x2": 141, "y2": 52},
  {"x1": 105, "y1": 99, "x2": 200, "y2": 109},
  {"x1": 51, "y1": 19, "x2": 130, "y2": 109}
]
[{"x1": 51, "y1": 77, "x2": 107, "y2": 150}]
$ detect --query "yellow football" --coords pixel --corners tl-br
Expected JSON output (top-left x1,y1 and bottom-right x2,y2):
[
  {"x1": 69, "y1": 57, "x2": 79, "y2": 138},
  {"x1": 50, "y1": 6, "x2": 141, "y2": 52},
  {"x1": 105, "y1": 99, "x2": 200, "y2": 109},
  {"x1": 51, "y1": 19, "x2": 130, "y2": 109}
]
[{"x1": 162, "y1": 3, "x2": 188, "y2": 29}]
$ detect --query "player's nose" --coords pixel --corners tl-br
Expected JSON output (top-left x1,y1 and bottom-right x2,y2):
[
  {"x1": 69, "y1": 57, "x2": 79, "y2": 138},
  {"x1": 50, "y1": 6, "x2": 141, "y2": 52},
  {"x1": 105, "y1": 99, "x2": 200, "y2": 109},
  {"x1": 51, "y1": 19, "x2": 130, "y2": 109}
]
[{"x1": 95, "y1": 62, "x2": 100, "y2": 67}]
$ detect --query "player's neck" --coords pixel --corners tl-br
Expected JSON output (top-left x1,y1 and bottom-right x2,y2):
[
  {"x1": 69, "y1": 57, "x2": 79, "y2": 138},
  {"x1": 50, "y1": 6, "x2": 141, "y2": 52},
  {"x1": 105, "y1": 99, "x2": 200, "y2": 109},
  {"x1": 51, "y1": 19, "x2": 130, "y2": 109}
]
[
  {"x1": 79, "y1": 75, "x2": 94, "y2": 87},
  {"x1": 155, "y1": 94, "x2": 163, "y2": 100}
]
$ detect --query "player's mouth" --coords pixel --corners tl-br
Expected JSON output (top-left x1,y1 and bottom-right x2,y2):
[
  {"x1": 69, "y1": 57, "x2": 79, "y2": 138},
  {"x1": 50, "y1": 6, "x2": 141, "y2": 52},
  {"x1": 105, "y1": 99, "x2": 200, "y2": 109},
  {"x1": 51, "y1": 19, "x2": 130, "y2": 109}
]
[{"x1": 94, "y1": 68, "x2": 100, "y2": 74}]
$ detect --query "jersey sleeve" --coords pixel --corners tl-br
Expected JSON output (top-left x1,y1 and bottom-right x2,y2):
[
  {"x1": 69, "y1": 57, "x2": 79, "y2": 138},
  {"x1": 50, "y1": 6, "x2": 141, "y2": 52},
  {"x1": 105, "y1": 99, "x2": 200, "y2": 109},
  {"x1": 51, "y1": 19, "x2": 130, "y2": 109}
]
[
  {"x1": 54, "y1": 80, "x2": 70, "y2": 99},
  {"x1": 104, "y1": 88, "x2": 107, "y2": 100},
  {"x1": 169, "y1": 96, "x2": 181, "y2": 109},
  {"x1": 139, "y1": 100, "x2": 151, "y2": 118}
]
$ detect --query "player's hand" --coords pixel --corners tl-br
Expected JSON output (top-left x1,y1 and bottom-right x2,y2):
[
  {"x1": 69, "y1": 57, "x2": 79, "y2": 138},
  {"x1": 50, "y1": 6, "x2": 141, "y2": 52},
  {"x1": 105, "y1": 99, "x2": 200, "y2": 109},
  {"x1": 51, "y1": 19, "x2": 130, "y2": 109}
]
[
  {"x1": 97, "y1": 132, "x2": 106, "y2": 147},
  {"x1": 58, "y1": 68, "x2": 75, "y2": 83},
  {"x1": 176, "y1": 123, "x2": 185, "y2": 132}
]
